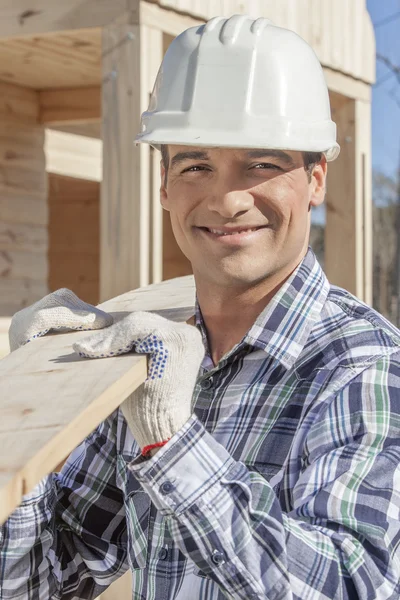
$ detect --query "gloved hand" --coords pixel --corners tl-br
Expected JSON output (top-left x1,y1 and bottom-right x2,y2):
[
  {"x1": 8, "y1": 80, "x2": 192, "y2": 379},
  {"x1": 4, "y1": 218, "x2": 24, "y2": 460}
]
[
  {"x1": 9, "y1": 288, "x2": 113, "y2": 352},
  {"x1": 73, "y1": 311, "x2": 205, "y2": 454}
]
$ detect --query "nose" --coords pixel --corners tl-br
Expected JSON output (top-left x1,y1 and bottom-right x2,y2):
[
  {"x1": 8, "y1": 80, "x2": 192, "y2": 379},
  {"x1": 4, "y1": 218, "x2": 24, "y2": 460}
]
[{"x1": 206, "y1": 189, "x2": 254, "y2": 219}]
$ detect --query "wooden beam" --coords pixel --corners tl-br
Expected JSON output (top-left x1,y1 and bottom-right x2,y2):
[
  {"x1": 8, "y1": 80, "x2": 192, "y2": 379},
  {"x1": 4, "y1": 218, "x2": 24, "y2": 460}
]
[
  {"x1": 0, "y1": 82, "x2": 48, "y2": 316},
  {"x1": 0, "y1": 274, "x2": 195, "y2": 525},
  {"x1": 323, "y1": 68, "x2": 371, "y2": 102},
  {"x1": 0, "y1": 82, "x2": 38, "y2": 123},
  {"x1": 45, "y1": 129, "x2": 102, "y2": 182},
  {"x1": 140, "y1": 0, "x2": 203, "y2": 36},
  {"x1": 100, "y1": 12, "x2": 164, "y2": 301},
  {"x1": 0, "y1": 0, "x2": 134, "y2": 39},
  {"x1": 39, "y1": 87, "x2": 101, "y2": 125},
  {"x1": 325, "y1": 94, "x2": 373, "y2": 304}
]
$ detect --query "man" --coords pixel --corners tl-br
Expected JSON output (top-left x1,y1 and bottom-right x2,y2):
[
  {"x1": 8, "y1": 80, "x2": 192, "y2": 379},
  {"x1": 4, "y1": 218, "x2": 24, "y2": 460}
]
[{"x1": 2, "y1": 14, "x2": 400, "y2": 600}]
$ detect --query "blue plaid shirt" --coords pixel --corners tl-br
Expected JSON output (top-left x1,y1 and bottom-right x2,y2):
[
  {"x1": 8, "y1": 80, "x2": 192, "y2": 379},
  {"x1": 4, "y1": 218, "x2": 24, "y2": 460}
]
[{"x1": 1, "y1": 249, "x2": 400, "y2": 599}]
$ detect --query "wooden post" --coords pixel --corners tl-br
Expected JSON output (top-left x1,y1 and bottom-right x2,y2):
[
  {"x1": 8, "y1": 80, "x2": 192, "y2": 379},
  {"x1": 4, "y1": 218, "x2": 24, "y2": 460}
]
[
  {"x1": 100, "y1": 6, "x2": 164, "y2": 301},
  {"x1": 325, "y1": 92, "x2": 373, "y2": 305},
  {"x1": 0, "y1": 82, "x2": 48, "y2": 316}
]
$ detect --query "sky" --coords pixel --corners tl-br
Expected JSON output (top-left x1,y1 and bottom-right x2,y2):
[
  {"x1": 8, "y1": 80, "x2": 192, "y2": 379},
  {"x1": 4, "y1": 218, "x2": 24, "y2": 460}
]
[{"x1": 367, "y1": 0, "x2": 400, "y2": 180}]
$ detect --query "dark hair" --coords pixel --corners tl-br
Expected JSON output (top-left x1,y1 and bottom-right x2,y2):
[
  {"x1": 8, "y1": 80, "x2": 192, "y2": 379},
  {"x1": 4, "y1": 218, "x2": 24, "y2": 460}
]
[
  {"x1": 160, "y1": 145, "x2": 322, "y2": 183},
  {"x1": 302, "y1": 151, "x2": 323, "y2": 181}
]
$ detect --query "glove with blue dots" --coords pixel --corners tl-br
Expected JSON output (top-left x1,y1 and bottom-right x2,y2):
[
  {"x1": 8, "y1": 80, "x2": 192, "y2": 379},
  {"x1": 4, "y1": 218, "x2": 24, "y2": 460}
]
[{"x1": 73, "y1": 311, "x2": 205, "y2": 450}]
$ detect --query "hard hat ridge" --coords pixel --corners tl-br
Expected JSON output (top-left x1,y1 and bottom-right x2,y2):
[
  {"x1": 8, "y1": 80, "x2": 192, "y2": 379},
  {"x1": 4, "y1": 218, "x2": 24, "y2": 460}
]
[{"x1": 202, "y1": 14, "x2": 273, "y2": 44}]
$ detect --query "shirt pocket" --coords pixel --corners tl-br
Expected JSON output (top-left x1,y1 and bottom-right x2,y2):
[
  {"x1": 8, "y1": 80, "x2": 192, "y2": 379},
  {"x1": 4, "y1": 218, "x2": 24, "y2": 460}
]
[{"x1": 116, "y1": 454, "x2": 151, "y2": 571}]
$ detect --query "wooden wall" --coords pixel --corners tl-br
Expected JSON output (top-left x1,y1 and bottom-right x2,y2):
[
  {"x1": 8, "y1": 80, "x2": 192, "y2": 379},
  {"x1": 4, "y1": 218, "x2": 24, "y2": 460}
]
[
  {"x1": 48, "y1": 173, "x2": 100, "y2": 305},
  {"x1": 0, "y1": 82, "x2": 48, "y2": 316}
]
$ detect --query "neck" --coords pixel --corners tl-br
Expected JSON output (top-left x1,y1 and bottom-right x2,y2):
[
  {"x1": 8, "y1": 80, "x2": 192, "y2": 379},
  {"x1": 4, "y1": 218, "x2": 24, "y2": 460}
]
[{"x1": 195, "y1": 260, "x2": 304, "y2": 366}]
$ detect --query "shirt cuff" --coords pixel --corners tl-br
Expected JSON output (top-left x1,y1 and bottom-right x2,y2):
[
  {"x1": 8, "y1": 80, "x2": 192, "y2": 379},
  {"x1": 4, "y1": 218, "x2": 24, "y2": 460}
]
[{"x1": 128, "y1": 415, "x2": 235, "y2": 515}]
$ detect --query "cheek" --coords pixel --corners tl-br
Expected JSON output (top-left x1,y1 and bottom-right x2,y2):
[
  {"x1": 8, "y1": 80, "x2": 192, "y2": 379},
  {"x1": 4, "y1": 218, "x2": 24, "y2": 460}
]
[{"x1": 256, "y1": 178, "x2": 309, "y2": 226}]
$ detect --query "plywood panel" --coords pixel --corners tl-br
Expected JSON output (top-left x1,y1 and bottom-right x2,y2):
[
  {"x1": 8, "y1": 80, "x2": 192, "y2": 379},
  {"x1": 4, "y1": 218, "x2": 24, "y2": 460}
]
[
  {"x1": 48, "y1": 173, "x2": 100, "y2": 305},
  {"x1": 0, "y1": 273, "x2": 195, "y2": 525}
]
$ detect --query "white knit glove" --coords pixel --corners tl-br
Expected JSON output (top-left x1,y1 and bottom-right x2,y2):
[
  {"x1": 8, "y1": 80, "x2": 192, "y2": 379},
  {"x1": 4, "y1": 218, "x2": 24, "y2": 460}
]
[
  {"x1": 73, "y1": 312, "x2": 205, "y2": 451},
  {"x1": 9, "y1": 288, "x2": 113, "y2": 352}
]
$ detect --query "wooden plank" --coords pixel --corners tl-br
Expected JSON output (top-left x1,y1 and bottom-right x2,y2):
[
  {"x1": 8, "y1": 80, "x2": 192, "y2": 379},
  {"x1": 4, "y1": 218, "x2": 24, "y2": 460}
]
[
  {"x1": 39, "y1": 86, "x2": 101, "y2": 124},
  {"x1": 100, "y1": 19, "x2": 146, "y2": 301},
  {"x1": 45, "y1": 129, "x2": 102, "y2": 182},
  {"x1": 0, "y1": 222, "x2": 47, "y2": 253},
  {"x1": 0, "y1": 189, "x2": 47, "y2": 226},
  {"x1": 0, "y1": 1, "x2": 131, "y2": 39},
  {"x1": 140, "y1": 0, "x2": 203, "y2": 36},
  {"x1": 0, "y1": 274, "x2": 195, "y2": 524},
  {"x1": 0, "y1": 81, "x2": 38, "y2": 121},
  {"x1": 0, "y1": 248, "x2": 47, "y2": 280},
  {"x1": 0, "y1": 29, "x2": 102, "y2": 89},
  {"x1": 148, "y1": 27, "x2": 163, "y2": 284},
  {"x1": 323, "y1": 67, "x2": 371, "y2": 102},
  {"x1": 0, "y1": 84, "x2": 48, "y2": 316},
  {"x1": 0, "y1": 279, "x2": 49, "y2": 316},
  {"x1": 0, "y1": 317, "x2": 11, "y2": 359}
]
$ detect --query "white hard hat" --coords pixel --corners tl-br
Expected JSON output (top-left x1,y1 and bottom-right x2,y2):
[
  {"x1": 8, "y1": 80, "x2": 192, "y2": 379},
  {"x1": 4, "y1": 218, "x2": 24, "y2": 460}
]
[{"x1": 136, "y1": 15, "x2": 340, "y2": 161}]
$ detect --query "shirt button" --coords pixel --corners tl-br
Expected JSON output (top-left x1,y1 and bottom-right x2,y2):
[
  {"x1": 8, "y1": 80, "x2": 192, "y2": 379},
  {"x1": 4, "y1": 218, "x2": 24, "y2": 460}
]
[
  {"x1": 211, "y1": 549, "x2": 225, "y2": 566},
  {"x1": 158, "y1": 547, "x2": 168, "y2": 560},
  {"x1": 160, "y1": 481, "x2": 175, "y2": 495},
  {"x1": 201, "y1": 376, "x2": 213, "y2": 390}
]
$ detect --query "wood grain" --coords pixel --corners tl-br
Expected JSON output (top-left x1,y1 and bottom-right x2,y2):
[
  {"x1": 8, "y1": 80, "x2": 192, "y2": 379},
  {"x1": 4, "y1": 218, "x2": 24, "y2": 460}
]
[
  {"x1": 0, "y1": 81, "x2": 48, "y2": 316},
  {"x1": 39, "y1": 86, "x2": 101, "y2": 124},
  {"x1": 0, "y1": 274, "x2": 195, "y2": 524}
]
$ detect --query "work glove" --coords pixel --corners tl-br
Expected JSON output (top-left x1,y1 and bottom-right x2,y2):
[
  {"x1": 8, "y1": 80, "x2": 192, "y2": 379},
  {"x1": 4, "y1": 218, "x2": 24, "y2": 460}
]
[
  {"x1": 9, "y1": 288, "x2": 113, "y2": 352},
  {"x1": 73, "y1": 312, "x2": 205, "y2": 454}
]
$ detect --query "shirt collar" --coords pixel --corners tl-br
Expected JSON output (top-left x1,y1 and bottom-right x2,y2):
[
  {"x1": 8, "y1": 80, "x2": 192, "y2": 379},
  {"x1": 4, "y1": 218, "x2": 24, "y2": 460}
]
[{"x1": 195, "y1": 248, "x2": 329, "y2": 371}]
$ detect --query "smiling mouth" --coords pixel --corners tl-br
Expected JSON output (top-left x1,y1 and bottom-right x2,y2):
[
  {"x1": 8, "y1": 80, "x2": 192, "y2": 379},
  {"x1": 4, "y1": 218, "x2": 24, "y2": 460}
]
[{"x1": 198, "y1": 226, "x2": 266, "y2": 237}]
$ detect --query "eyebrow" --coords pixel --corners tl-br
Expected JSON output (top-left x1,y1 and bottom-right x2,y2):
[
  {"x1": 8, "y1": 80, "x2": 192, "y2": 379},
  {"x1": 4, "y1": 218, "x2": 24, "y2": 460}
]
[
  {"x1": 246, "y1": 149, "x2": 296, "y2": 168},
  {"x1": 170, "y1": 151, "x2": 210, "y2": 168},
  {"x1": 169, "y1": 148, "x2": 296, "y2": 169}
]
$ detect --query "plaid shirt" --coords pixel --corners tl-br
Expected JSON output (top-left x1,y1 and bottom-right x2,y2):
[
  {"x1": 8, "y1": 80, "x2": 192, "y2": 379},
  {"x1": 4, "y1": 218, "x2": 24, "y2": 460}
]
[{"x1": 1, "y1": 249, "x2": 400, "y2": 600}]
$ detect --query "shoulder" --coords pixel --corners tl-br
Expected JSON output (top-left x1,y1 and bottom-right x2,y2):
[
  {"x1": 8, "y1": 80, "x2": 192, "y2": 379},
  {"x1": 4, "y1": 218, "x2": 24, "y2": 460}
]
[{"x1": 296, "y1": 284, "x2": 400, "y2": 379}]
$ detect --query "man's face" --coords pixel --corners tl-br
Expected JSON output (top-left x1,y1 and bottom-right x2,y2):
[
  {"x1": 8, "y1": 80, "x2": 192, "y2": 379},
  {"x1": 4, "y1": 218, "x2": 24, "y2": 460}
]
[{"x1": 160, "y1": 146, "x2": 327, "y2": 288}]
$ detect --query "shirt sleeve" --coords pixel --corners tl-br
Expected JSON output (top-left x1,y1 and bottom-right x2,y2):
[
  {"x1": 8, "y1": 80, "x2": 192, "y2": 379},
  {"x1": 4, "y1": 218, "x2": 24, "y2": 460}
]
[
  {"x1": 129, "y1": 355, "x2": 400, "y2": 600},
  {"x1": 0, "y1": 411, "x2": 129, "y2": 600}
]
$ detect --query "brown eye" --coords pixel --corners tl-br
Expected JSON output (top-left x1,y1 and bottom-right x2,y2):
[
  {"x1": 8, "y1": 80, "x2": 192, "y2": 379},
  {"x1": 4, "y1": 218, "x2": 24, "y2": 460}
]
[
  {"x1": 182, "y1": 165, "x2": 210, "y2": 173},
  {"x1": 252, "y1": 163, "x2": 281, "y2": 170}
]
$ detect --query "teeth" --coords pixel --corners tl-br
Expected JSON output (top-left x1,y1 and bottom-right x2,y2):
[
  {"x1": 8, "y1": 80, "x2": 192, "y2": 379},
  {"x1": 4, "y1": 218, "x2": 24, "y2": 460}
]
[{"x1": 208, "y1": 228, "x2": 258, "y2": 236}]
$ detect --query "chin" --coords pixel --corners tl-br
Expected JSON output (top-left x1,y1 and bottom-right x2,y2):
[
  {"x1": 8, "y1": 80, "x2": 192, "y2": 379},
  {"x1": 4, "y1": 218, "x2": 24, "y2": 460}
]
[{"x1": 203, "y1": 262, "x2": 274, "y2": 288}]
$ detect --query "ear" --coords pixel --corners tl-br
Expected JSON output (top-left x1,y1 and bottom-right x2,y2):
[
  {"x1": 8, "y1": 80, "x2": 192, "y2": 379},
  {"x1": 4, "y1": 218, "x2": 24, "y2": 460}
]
[
  {"x1": 160, "y1": 161, "x2": 170, "y2": 211},
  {"x1": 309, "y1": 157, "x2": 327, "y2": 208}
]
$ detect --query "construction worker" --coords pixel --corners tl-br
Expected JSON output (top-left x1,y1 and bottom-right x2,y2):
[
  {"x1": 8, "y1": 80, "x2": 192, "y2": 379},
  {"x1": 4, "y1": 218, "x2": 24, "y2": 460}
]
[{"x1": 2, "y1": 15, "x2": 400, "y2": 600}]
